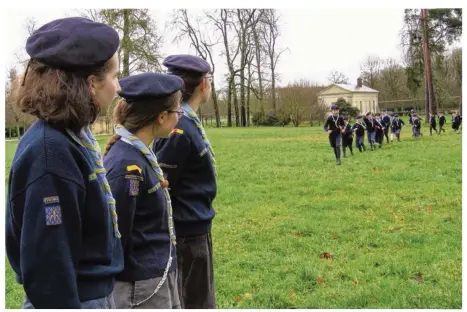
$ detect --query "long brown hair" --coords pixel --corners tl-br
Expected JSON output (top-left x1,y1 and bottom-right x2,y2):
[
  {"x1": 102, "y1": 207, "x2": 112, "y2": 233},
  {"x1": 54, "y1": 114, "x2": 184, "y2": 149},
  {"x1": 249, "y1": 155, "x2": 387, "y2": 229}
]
[
  {"x1": 103, "y1": 94, "x2": 179, "y2": 157},
  {"x1": 12, "y1": 59, "x2": 112, "y2": 131}
]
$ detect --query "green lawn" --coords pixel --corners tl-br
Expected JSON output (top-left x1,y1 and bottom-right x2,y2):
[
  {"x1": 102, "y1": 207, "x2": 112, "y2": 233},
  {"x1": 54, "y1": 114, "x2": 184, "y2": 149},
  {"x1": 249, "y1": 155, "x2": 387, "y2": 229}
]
[{"x1": 5, "y1": 121, "x2": 462, "y2": 308}]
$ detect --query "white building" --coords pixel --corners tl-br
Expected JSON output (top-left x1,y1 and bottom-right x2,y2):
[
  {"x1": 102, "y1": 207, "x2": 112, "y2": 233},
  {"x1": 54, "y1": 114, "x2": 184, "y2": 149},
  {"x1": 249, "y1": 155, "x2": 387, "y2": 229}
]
[{"x1": 317, "y1": 78, "x2": 379, "y2": 113}]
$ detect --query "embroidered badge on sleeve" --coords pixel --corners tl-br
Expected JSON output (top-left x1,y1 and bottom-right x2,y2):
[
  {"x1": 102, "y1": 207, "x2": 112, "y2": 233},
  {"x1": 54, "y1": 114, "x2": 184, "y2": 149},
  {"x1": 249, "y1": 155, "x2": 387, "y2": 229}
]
[
  {"x1": 129, "y1": 179, "x2": 140, "y2": 196},
  {"x1": 45, "y1": 205, "x2": 62, "y2": 226}
]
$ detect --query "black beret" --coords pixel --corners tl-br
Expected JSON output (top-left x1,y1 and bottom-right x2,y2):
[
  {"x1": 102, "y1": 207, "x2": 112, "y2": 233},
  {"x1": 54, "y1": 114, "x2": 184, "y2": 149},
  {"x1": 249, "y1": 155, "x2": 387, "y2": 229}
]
[
  {"x1": 163, "y1": 54, "x2": 211, "y2": 74},
  {"x1": 366, "y1": 112, "x2": 371, "y2": 116},
  {"x1": 343, "y1": 116, "x2": 349, "y2": 121},
  {"x1": 118, "y1": 73, "x2": 184, "y2": 101},
  {"x1": 26, "y1": 17, "x2": 119, "y2": 69},
  {"x1": 331, "y1": 104, "x2": 340, "y2": 110},
  {"x1": 375, "y1": 113, "x2": 381, "y2": 116}
]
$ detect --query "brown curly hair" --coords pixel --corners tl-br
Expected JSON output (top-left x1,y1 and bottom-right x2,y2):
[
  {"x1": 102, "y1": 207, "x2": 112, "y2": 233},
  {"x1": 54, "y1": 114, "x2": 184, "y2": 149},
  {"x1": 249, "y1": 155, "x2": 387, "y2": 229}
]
[{"x1": 12, "y1": 59, "x2": 112, "y2": 132}]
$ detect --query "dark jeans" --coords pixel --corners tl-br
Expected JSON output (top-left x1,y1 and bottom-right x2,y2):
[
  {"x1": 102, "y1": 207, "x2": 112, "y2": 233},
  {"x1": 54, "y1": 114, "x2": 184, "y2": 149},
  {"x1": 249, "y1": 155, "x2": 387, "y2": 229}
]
[
  {"x1": 328, "y1": 132, "x2": 341, "y2": 148},
  {"x1": 176, "y1": 232, "x2": 216, "y2": 309}
]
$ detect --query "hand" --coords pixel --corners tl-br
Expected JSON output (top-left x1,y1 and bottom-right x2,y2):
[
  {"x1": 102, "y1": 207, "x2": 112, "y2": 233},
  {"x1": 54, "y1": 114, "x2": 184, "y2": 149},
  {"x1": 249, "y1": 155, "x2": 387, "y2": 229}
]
[{"x1": 327, "y1": 130, "x2": 332, "y2": 134}]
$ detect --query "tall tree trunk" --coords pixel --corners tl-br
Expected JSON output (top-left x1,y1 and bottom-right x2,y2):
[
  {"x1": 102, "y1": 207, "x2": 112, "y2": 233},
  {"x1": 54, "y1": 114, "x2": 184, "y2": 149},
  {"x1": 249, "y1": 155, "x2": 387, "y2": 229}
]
[
  {"x1": 211, "y1": 81, "x2": 221, "y2": 128},
  {"x1": 253, "y1": 27, "x2": 264, "y2": 106},
  {"x1": 271, "y1": 65, "x2": 277, "y2": 112},
  {"x1": 122, "y1": 9, "x2": 131, "y2": 77},
  {"x1": 240, "y1": 73, "x2": 246, "y2": 126},
  {"x1": 421, "y1": 8, "x2": 437, "y2": 118},
  {"x1": 227, "y1": 88, "x2": 232, "y2": 127},
  {"x1": 246, "y1": 86, "x2": 251, "y2": 127},
  {"x1": 232, "y1": 81, "x2": 240, "y2": 127}
]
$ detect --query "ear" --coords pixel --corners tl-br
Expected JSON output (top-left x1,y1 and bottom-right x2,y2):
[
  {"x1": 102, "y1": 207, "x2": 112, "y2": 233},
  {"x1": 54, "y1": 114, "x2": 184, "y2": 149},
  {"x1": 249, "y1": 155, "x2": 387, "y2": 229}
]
[
  {"x1": 87, "y1": 75, "x2": 98, "y2": 96},
  {"x1": 156, "y1": 112, "x2": 167, "y2": 125},
  {"x1": 200, "y1": 79, "x2": 205, "y2": 91}
]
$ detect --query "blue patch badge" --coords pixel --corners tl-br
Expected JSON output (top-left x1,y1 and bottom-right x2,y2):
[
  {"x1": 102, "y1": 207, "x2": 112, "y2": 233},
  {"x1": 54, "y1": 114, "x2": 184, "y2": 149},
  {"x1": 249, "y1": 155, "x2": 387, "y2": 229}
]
[
  {"x1": 45, "y1": 205, "x2": 62, "y2": 226},
  {"x1": 129, "y1": 179, "x2": 140, "y2": 196}
]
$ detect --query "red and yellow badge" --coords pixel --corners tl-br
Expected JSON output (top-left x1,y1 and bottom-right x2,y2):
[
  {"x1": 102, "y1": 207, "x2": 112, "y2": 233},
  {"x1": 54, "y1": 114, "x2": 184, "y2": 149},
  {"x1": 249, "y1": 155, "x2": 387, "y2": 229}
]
[{"x1": 171, "y1": 128, "x2": 184, "y2": 135}]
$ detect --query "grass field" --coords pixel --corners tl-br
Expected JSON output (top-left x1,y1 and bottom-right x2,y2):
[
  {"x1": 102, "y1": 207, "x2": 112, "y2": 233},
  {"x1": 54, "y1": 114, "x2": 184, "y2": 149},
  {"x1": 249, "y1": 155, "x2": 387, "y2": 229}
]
[{"x1": 5, "y1": 121, "x2": 462, "y2": 308}]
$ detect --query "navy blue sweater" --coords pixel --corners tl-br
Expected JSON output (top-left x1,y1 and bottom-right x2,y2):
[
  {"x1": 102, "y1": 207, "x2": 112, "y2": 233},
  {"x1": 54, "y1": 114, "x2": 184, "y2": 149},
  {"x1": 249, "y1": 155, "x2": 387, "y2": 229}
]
[
  {"x1": 153, "y1": 116, "x2": 216, "y2": 237},
  {"x1": 104, "y1": 139, "x2": 175, "y2": 282},
  {"x1": 5, "y1": 120, "x2": 124, "y2": 308}
]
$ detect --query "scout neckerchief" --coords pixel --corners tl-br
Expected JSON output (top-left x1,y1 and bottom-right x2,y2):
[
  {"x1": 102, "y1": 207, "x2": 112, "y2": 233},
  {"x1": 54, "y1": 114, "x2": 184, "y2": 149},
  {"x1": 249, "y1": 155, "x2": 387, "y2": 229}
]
[
  {"x1": 115, "y1": 125, "x2": 175, "y2": 307},
  {"x1": 66, "y1": 126, "x2": 121, "y2": 238},
  {"x1": 376, "y1": 119, "x2": 383, "y2": 129},
  {"x1": 331, "y1": 114, "x2": 340, "y2": 129},
  {"x1": 357, "y1": 120, "x2": 366, "y2": 130},
  {"x1": 182, "y1": 103, "x2": 216, "y2": 175}
]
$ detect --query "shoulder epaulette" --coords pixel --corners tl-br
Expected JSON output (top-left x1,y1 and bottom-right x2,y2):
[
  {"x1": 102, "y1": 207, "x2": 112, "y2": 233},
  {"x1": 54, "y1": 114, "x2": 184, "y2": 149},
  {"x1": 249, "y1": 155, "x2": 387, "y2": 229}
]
[{"x1": 171, "y1": 128, "x2": 184, "y2": 135}]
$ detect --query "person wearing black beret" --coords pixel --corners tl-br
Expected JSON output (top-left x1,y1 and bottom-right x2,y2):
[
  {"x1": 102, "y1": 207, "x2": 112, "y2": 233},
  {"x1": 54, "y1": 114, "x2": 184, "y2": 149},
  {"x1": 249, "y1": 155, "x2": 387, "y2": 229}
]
[
  {"x1": 452, "y1": 110, "x2": 462, "y2": 133},
  {"x1": 428, "y1": 112, "x2": 438, "y2": 136},
  {"x1": 438, "y1": 111, "x2": 446, "y2": 134},
  {"x1": 152, "y1": 54, "x2": 217, "y2": 308},
  {"x1": 341, "y1": 116, "x2": 354, "y2": 157},
  {"x1": 374, "y1": 113, "x2": 385, "y2": 148},
  {"x1": 103, "y1": 73, "x2": 184, "y2": 308},
  {"x1": 351, "y1": 114, "x2": 367, "y2": 152},
  {"x1": 381, "y1": 111, "x2": 391, "y2": 143},
  {"x1": 390, "y1": 114, "x2": 405, "y2": 142},
  {"x1": 363, "y1": 112, "x2": 376, "y2": 150},
  {"x1": 324, "y1": 104, "x2": 345, "y2": 165},
  {"x1": 6, "y1": 17, "x2": 124, "y2": 309},
  {"x1": 411, "y1": 112, "x2": 422, "y2": 139}
]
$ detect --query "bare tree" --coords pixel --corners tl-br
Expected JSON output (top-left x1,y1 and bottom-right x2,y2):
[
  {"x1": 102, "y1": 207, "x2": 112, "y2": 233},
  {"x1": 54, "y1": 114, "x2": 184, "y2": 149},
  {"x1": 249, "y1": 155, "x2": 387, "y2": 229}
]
[
  {"x1": 259, "y1": 9, "x2": 288, "y2": 113},
  {"x1": 360, "y1": 55, "x2": 382, "y2": 88},
  {"x1": 311, "y1": 99, "x2": 328, "y2": 126},
  {"x1": 327, "y1": 70, "x2": 350, "y2": 84},
  {"x1": 278, "y1": 79, "x2": 323, "y2": 127},
  {"x1": 14, "y1": 17, "x2": 38, "y2": 67},
  {"x1": 378, "y1": 58, "x2": 407, "y2": 101},
  {"x1": 252, "y1": 19, "x2": 265, "y2": 110},
  {"x1": 233, "y1": 9, "x2": 263, "y2": 127},
  {"x1": 206, "y1": 9, "x2": 241, "y2": 127},
  {"x1": 172, "y1": 9, "x2": 221, "y2": 127}
]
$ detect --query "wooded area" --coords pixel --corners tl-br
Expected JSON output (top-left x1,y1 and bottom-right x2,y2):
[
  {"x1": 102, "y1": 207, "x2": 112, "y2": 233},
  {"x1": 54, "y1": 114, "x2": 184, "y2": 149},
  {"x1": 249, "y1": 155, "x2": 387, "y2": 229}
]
[{"x1": 5, "y1": 9, "x2": 462, "y2": 137}]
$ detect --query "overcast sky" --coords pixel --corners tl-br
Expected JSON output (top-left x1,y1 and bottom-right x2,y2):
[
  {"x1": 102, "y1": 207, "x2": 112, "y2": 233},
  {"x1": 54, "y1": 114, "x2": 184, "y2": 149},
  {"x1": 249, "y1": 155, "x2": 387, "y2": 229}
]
[{"x1": 4, "y1": 7, "x2": 463, "y2": 88}]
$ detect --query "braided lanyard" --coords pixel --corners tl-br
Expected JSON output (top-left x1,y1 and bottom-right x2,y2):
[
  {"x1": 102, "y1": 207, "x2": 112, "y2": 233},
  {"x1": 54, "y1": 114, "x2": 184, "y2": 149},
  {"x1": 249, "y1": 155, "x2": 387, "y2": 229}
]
[
  {"x1": 331, "y1": 114, "x2": 340, "y2": 129},
  {"x1": 115, "y1": 125, "x2": 176, "y2": 307},
  {"x1": 66, "y1": 127, "x2": 121, "y2": 238},
  {"x1": 181, "y1": 103, "x2": 216, "y2": 175}
]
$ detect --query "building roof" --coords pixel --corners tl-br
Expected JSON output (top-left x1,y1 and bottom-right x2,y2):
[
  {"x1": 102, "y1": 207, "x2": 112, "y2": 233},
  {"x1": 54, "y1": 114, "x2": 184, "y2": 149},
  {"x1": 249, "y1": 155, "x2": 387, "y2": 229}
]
[
  {"x1": 335, "y1": 83, "x2": 379, "y2": 93},
  {"x1": 317, "y1": 82, "x2": 379, "y2": 96}
]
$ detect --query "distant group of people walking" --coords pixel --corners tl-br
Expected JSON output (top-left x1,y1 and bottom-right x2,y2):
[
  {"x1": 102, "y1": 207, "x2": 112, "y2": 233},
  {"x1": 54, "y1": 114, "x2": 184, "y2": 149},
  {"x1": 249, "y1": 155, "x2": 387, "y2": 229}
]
[{"x1": 324, "y1": 104, "x2": 462, "y2": 165}]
